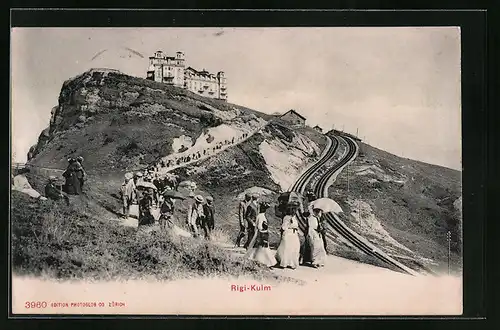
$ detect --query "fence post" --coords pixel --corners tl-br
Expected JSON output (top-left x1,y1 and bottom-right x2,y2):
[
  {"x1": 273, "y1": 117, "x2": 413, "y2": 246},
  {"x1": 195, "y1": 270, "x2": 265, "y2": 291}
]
[{"x1": 447, "y1": 231, "x2": 451, "y2": 275}]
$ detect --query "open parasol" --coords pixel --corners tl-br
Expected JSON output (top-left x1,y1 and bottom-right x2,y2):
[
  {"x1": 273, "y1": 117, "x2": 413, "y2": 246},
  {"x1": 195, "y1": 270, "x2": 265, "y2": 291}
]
[
  {"x1": 162, "y1": 190, "x2": 186, "y2": 200},
  {"x1": 309, "y1": 198, "x2": 343, "y2": 214},
  {"x1": 136, "y1": 181, "x2": 158, "y2": 190}
]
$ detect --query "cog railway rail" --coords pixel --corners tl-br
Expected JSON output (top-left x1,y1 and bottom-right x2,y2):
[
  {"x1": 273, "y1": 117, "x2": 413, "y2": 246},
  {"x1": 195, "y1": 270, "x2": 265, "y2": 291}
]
[{"x1": 291, "y1": 133, "x2": 425, "y2": 276}]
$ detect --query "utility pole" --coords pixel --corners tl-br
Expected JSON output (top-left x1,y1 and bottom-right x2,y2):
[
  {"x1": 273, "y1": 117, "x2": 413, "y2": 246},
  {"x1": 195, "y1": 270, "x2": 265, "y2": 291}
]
[
  {"x1": 342, "y1": 124, "x2": 345, "y2": 132},
  {"x1": 356, "y1": 128, "x2": 359, "y2": 138},
  {"x1": 347, "y1": 161, "x2": 350, "y2": 193},
  {"x1": 447, "y1": 231, "x2": 451, "y2": 275}
]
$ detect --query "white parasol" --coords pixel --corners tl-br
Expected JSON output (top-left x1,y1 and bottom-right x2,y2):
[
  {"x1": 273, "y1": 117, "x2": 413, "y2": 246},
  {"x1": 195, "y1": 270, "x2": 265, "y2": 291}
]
[{"x1": 309, "y1": 198, "x2": 343, "y2": 214}]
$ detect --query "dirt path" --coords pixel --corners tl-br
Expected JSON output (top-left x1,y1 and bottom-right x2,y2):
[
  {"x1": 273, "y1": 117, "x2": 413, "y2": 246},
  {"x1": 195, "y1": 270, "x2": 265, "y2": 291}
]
[{"x1": 155, "y1": 123, "x2": 267, "y2": 176}]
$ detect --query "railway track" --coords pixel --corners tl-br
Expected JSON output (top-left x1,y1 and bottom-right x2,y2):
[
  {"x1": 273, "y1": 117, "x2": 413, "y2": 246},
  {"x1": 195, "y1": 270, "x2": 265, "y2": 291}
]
[{"x1": 290, "y1": 133, "x2": 420, "y2": 276}]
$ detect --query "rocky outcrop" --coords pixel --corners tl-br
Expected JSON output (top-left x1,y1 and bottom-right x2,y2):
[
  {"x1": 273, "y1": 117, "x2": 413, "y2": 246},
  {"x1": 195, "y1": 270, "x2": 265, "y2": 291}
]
[
  {"x1": 259, "y1": 124, "x2": 321, "y2": 191},
  {"x1": 27, "y1": 68, "x2": 253, "y2": 166}
]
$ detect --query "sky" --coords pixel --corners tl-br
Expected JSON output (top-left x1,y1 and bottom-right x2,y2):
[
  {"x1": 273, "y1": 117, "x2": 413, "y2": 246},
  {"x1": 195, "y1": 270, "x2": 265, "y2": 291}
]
[{"x1": 11, "y1": 27, "x2": 461, "y2": 170}]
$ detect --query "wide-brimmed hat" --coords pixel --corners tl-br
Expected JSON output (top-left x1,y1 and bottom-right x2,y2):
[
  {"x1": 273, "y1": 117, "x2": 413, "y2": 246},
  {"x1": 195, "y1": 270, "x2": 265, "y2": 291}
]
[
  {"x1": 135, "y1": 172, "x2": 143, "y2": 177},
  {"x1": 194, "y1": 195, "x2": 205, "y2": 203},
  {"x1": 48, "y1": 175, "x2": 58, "y2": 182},
  {"x1": 206, "y1": 196, "x2": 214, "y2": 203},
  {"x1": 125, "y1": 172, "x2": 133, "y2": 180}
]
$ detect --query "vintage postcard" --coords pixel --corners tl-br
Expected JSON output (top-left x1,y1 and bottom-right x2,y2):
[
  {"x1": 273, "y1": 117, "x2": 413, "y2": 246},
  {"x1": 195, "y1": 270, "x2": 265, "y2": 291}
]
[{"x1": 10, "y1": 26, "x2": 462, "y2": 315}]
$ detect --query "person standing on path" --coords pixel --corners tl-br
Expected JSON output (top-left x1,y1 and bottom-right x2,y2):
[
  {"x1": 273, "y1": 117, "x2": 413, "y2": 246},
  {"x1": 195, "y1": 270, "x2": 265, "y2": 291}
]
[
  {"x1": 244, "y1": 202, "x2": 277, "y2": 268},
  {"x1": 202, "y1": 195, "x2": 215, "y2": 239},
  {"x1": 159, "y1": 195, "x2": 175, "y2": 231},
  {"x1": 244, "y1": 194, "x2": 259, "y2": 249},
  {"x1": 187, "y1": 195, "x2": 205, "y2": 238},
  {"x1": 120, "y1": 172, "x2": 136, "y2": 219},
  {"x1": 76, "y1": 156, "x2": 86, "y2": 191},
  {"x1": 235, "y1": 193, "x2": 251, "y2": 247},
  {"x1": 62, "y1": 158, "x2": 82, "y2": 195},
  {"x1": 275, "y1": 209, "x2": 301, "y2": 269},
  {"x1": 138, "y1": 188, "x2": 155, "y2": 226},
  {"x1": 303, "y1": 208, "x2": 327, "y2": 268}
]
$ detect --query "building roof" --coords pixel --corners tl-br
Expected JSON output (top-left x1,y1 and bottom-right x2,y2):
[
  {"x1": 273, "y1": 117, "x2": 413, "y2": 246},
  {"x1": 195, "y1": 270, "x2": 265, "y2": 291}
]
[
  {"x1": 186, "y1": 66, "x2": 216, "y2": 77},
  {"x1": 149, "y1": 56, "x2": 176, "y2": 60},
  {"x1": 281, "y1": 109, "x2": 306, "y2": 121}
]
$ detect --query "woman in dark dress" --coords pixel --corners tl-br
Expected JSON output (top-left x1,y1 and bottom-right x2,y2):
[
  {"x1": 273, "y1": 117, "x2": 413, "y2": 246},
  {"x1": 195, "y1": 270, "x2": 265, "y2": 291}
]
[{"x1": 62, "y1": 158, "x2": 82, "y2": 195}]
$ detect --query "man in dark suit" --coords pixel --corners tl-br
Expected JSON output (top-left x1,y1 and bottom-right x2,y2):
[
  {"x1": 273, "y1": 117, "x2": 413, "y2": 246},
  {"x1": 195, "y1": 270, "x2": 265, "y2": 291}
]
[
  {"x1": 244, "y1": 194, "x2": 259, "y2": 249},
  {"x1": 202, "y1": 196, "x2": 215, "y2": 239},
  {"x1": 235, "y1": 193, "x2": 251, "y2": 247}
]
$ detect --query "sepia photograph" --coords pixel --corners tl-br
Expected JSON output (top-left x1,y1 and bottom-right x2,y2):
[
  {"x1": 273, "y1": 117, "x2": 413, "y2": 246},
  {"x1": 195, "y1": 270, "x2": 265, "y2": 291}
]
[{"x1": 10, "y1": 26, "x2": 462, "y2": 315}]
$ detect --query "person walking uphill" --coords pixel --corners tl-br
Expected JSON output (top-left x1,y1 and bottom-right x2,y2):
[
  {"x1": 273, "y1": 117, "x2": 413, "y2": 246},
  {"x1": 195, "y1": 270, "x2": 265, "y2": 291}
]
[
  {"x1": 244, "y1": 194, "x2": 260, "y2": 249},
  {"x1": 187, "y1": 195, "x2": 205, "y2": 238},
  {"x1": 120, "y1": 172, "x2": 136, "y2": 219},
  {"x1": 235, "y1": 193, "x2": 251, "y2": 248}
]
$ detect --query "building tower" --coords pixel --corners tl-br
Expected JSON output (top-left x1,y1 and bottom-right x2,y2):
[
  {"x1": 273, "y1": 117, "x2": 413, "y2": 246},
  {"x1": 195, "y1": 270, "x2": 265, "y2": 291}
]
[
  {"x1": 146, "y1": 50, "x2": 185, "y2": 88},
  {"x1": 173, "y1": 51, "x2": 185, "y2": 87},
  {"x1": 217, "y1": 71, "x2": 227, "y2": 101},
  {"x1": 147, "y1": 50, "x2": 165, "y2": 82}
]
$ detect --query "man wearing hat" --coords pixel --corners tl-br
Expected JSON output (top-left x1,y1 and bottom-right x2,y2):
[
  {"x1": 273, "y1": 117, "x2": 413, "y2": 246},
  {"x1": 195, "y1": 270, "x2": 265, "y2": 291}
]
[
  {"x1": 120, "y1": 172, "x2": 136, "y2": 219},
  {"x1": 45, "y1": 176, "x2": 70, "y2": 205},
  {"x1": 244, "y1": 194, "x2": 260, "y2": 249},
  {"x1": 235, "y1": 193, "x2": 252, "y2": 247},
  {"x1": 187, "y1": 195, "x2": 205, "y2": 237},
  {"x1": 134, "y1": 172, "x2": 144, "y2": 186}
]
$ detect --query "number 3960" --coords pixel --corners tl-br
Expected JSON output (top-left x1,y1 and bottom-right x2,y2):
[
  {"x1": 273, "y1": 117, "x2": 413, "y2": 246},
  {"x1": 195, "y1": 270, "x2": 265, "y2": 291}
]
[{"x1": 25, "y1": 301, "x2": 47, "y2": 309}]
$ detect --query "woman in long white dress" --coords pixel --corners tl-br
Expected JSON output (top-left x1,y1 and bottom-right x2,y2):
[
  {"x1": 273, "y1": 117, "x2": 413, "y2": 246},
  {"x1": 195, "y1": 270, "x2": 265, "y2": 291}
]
[
  {"x1": 275, "y1": 211, "x2": 301, "y2": 269},
  {"x1": 245, "y1": 202, "x2": 277, "y2": 268},
  {"x1": 305, "y1": 208, "x2": 327, "y2": 268}
]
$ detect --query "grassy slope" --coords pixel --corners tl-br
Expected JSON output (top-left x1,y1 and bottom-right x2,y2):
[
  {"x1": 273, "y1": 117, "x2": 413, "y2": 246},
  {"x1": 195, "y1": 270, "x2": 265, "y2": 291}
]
[{"x1": 328, "y1": 142, "x2": 462, "y2": 273}]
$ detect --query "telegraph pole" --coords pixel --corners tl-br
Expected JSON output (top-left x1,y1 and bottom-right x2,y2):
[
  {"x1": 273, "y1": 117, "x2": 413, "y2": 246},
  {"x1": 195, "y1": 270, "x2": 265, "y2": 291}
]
[
  {"x1": 447, "y1": 231, "x2": 451, "y2": 275},
  {"x1": 347, "y1": 161, "x2": 350, "y2": 193},
  {"x1": 356, "y1": 128, "x2": 359, "y2": 138}
]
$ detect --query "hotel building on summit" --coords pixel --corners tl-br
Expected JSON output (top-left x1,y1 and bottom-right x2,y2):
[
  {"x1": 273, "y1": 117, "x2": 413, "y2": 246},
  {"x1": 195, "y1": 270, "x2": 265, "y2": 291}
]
[{"x1": 146, "y1": 50, "x2": 227, "y2": 101}]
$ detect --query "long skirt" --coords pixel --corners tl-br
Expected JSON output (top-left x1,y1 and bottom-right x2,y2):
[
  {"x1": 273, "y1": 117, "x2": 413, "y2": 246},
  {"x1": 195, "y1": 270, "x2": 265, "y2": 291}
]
[
  {"x1": 64, "y1": 173, "x2": 82, "y2": 195},
  {"x1": 305, "y1": 230, "x2": 327, "y2": 266},
  {"x1": 275, "y1": 229, "x2": 300, "y2": 269},
  {"x1": 245, "y1": 231, "x2": 276, "y2": 267}
]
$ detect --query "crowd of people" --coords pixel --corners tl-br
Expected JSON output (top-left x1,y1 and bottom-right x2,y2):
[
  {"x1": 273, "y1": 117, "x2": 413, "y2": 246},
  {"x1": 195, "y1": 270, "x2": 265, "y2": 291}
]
[
  {"x1": 118, "y1": 169, "x2": 216, "y2": 239},
  {"x1": 238, "y1": 190, "x2": 328, "y2": 270},
  {"x1": 157, "y1": 132, "x2": 251, "y2": 170},
  {"x1": 38, "y1": 142, "x2": 328, "y2": 272}
]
